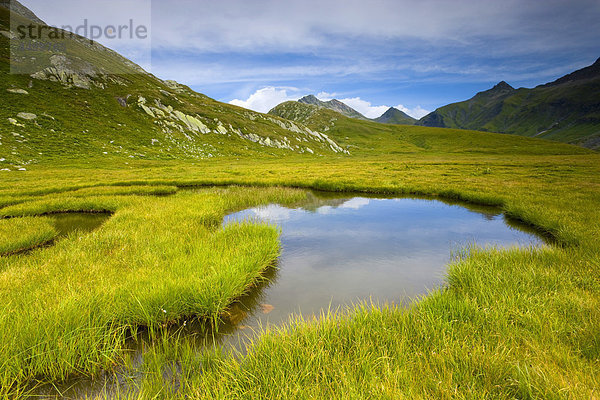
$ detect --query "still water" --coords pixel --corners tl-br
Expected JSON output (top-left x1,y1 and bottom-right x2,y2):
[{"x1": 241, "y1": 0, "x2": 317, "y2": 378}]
[
  {"x1": 50, "y1": 212, "x2": 110, "y2": 236},
  {"x1": 214, "y1": 192, "x2": 545, "y2": 350}
]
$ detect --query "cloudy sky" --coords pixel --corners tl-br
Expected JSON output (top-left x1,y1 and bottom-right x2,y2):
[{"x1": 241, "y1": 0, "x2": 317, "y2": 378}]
[{"x1": 22, "y1": 0, "x2": 600, "y2": 118}]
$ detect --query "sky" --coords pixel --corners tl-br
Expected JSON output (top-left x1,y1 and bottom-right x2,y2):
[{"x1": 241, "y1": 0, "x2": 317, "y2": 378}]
[{"x1": 21, "y1": 0, "x2": 600, "y2": 119}]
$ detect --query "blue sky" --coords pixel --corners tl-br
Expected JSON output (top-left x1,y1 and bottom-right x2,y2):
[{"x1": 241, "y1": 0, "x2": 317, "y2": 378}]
[{"x1": 23, "y1": 0, "x2": 600, "y2": 118}]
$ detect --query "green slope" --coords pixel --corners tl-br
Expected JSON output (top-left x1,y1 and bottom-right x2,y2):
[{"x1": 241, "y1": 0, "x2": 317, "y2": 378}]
[
  {"x1": 419, "y1": 60, "x2": 600, "y2": 149},
  {"x1": 268, "y1": 100, "x2": 591, "y2": 156},
  {"x1": 0, "y1": 4, "x2": 350, "y2": 171}
]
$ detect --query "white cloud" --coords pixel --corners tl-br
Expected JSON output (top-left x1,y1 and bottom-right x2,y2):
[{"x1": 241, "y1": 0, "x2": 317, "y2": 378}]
[
  {"x1": 251, "y1": 205, "x2": 295, "y2": 222},
  {"x1": 316, "y1": 91, "x2": 338, "y2": 101},
  {"x1": 394, "y1": 105, "x2": 431, "y2": 119},
  {"x1": 339, "y1": 198, "x2": 371, "y2": 210},
  {"x1": 337, "y1": 97, "x2": 390, "y2": 119},
  {"x1": 229, "y1": 87, "x2": 301, "y2": 113},
  {"x1": 137, "y1": 1, "x2": 599, "y2": 55}
]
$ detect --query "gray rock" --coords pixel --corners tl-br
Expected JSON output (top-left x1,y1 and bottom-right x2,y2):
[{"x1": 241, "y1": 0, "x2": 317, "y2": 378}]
[
  {"x1": 6, "y1": 88, "x2": 28, "y2": 95},
  {"x1": 16, "y1": 112, "x2": 37, "y2": 120}
]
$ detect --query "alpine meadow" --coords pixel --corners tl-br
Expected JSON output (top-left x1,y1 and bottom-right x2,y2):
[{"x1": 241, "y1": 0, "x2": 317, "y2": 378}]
[{"x1": 0, "y1": 1, "x2": 599, "y2": 399}]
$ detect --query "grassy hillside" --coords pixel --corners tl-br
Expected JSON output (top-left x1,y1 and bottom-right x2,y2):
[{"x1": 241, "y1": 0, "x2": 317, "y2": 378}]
[
  {"x1": 0, "y1": 6, "x2": 351, "y2": 171},
  {"x1": 2, "y1": 2, "x2": 592, "y2": 170},
  {"x1": 269, "y1": 100, "x2": 592, "y2": 156},
  {"x1": 419, "y1": 60, "x2": 600, "y2": 149}
]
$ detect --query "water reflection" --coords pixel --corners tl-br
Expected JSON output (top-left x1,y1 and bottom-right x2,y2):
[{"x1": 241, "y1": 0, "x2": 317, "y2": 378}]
[
  {"x1": 215, "y1": 192, "x2": 545, "y2": 351},
  {"x1": 50, "y1": 212, "x2": 110, "y2": 236}
]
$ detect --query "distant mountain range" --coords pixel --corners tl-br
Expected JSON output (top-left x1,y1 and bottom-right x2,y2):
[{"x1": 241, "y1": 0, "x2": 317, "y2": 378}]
[
  {"x1": 271, "y1": 59, "x2": 600, "y2": 150},
  {"x1": 419, "y1": 59, "x2": 600, "y2": 148},
  {"x1": 1, "y1": 0, "x2": 598, "y2": 163},
  {"x1": 279, "y1": 95, "x2": 417, "y2": 126}
]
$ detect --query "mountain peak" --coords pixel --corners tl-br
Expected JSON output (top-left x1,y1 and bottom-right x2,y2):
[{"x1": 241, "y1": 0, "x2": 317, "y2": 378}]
[
  {"x1": 298, "y1": 95, "x2": 320, "y2": 105},
  {"x1": 473, "y1": 81, "x2": 515, "y2": 99},
  {"x1": 493, "y1": 81, "x2": 514, "y2": 91},
  {"x1": 297, "y1": 95, "x2": 367, "y2": 120},
  {"x1": 374, "y1": 107, "x2": 416, "y2": 125}
]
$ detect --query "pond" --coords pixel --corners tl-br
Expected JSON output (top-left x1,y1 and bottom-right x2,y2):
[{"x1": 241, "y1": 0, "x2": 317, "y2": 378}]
[
  {"x1": 50, "y1": 212, "x2": 111, "y2": 236},
  {"x1": 34, "y1": 192, "x2": 546, "y2": 398},
  {"x1": 213, "y1": 192, "x2": 546, "y2": 351},
  {"x1": 3, "y1": 212, "x2": 110, "y2": 256}
]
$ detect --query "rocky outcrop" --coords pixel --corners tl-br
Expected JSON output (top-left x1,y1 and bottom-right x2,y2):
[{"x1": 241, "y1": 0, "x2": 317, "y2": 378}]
[
  {"x1": 16, "y1": 112, "x2": 36, "y2": 120},
  {"x1": 31, "y1": 55, "x2": 98, "y2": 89},
  {"x1": 136, "y1": 96, "x2": 349, "y2": 154},
  {"x1": 137, "y1": 96, "x2": 211, "y2": 136},
  {"x1": 30, "y1": 55, "x2": 129, "y2": 89},
  {"x1": 6, "y1": 88, "x2": 28, "y2": 95}
]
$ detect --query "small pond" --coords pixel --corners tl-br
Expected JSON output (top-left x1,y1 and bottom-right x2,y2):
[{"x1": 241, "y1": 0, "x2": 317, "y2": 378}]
[
  {"x1": 213, "y1": 192, "x2": 546, "y2": 351},
  {"x1": 50, "y1": 212, "x2": 110, "y2": 236},
  {"x1": 2, "y1": 213, "x2": 110, "y2": 257},
  {"x1": 34, "y1": 192, "x2": 547, "y2": 398}
]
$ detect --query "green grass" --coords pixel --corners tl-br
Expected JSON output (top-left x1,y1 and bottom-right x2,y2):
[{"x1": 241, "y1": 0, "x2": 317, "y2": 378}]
[
  {"x1": 171, "y1": 247, "x2": 598, "y2": 399},
  {"x1": 0, "y1": 150, "x2": 597, "y2": 398},
  {"x1": 0, "y1": 186, "x2": 307, "y2": 396},
  {"x1": 0, "y1": 216, "x2": 57, "y2": 255}
]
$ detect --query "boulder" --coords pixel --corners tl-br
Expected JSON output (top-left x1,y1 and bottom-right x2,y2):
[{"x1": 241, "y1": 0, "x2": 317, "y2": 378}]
[
  {"x1": 16, "y1": 112, "x2": 37, "y2": 120},
  {"x1": 6, "y1": 89, "x2": 28, "y2": 95}
]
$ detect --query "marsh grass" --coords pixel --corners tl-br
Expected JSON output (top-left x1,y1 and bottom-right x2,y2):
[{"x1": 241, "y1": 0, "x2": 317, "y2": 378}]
[
  {"x1": 0, "y1": 151, "x2": 598, "y2": 398},
  {"x1": 0, "y1": 216, "x2": 58, "y2": 255},
  {"x1": 110, "y1": 247, "x2": 599, "y2": 399},
  {"x1": 0, "y1": 186, "x2": 306, "y2": 395}
]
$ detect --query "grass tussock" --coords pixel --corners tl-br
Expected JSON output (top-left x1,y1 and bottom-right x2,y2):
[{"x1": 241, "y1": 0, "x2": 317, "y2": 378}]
[
  {"x1": 0, "y1": 186, "x2": 306, "y2": 395},
  {"x1": 115, "y1": 247, "x2": 599, "y2": 399},
  {"x1": 0, "y1": 216, "x2": 58, "y2": 255}
]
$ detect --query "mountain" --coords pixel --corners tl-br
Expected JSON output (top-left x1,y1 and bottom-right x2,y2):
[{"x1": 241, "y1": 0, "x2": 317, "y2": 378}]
[
  {"x1": 374, "y1": 107, "x2": 416, "y2": 125},
  {"x1": 267, "y1": 100, "x2": 590, "y2": 157},
  {"x1": 419, "y1": 61, "x2": 600, "y2": 149},
  {"x1": 298, "y1": 95, "x2": 368, "y2": 120},
  {"x1": 280, "y1": 96, "x2": 416, "y2": 125},
  {"x1": 0, "y1": 0, "x2": 43, "y2": 23},
  {"x1": 0, "y1": 2, "x2": 349, "y2": 170}
]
